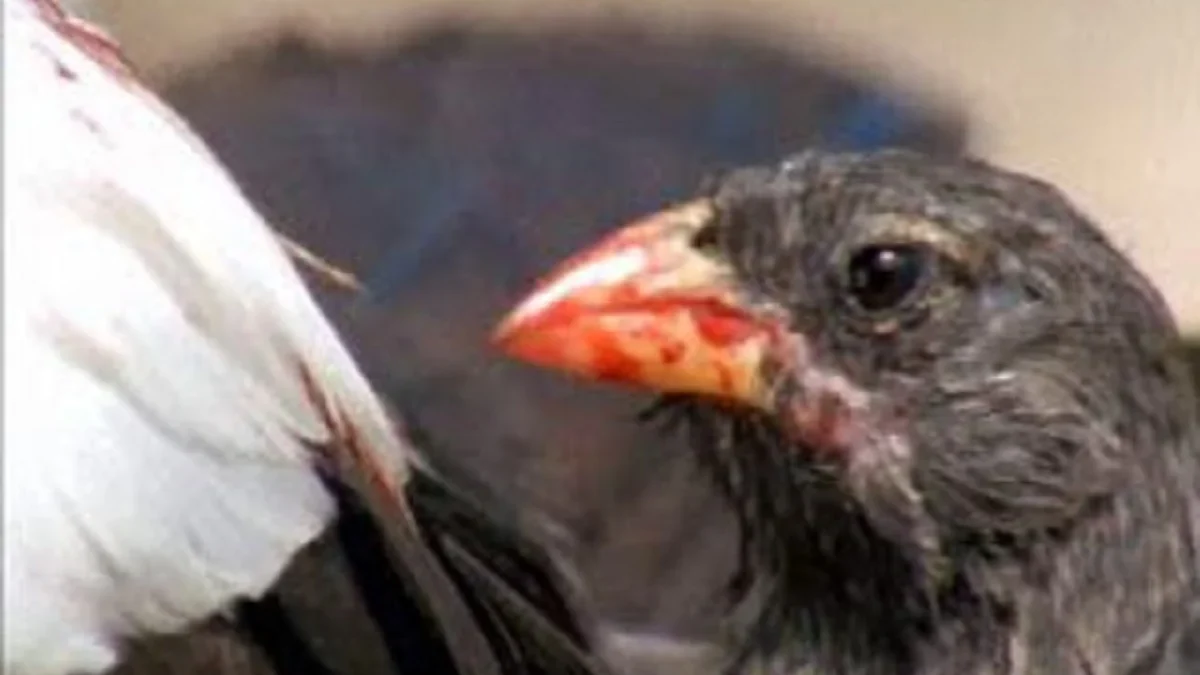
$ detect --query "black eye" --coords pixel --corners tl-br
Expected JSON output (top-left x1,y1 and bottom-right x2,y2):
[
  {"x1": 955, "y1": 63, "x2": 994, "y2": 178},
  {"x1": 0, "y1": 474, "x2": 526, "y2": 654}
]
[{"x1": 846, "y1": 244, "x2": 929, "y2": 311}]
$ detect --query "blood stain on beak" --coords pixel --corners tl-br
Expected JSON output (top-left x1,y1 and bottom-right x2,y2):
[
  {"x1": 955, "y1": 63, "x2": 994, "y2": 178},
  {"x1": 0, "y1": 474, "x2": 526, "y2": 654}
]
[{"x1": 493, "y1": 200, "x2": 781, "y2": 410}]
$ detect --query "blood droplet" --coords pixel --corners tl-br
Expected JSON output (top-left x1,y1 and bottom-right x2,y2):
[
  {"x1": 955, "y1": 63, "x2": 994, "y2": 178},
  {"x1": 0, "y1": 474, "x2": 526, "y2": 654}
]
[{"x1": 659, "y1": 341, "x2": 685, "y2": 365}]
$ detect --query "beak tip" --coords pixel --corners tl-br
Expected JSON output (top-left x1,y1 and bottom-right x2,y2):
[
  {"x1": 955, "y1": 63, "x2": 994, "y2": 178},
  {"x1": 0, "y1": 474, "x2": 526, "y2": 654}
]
[
  {"x1": 491, "y1": 296, "x2": 547, "y2": 352},
  {"x1": 489, "y1": 319, "x2": 524, "y2": 358},
  {"x1": 490, "y1": 303, "x2": 551, "y2": 359},
  {"x1": 489, "y1": 316, "x2": 514, "y2": 344}
]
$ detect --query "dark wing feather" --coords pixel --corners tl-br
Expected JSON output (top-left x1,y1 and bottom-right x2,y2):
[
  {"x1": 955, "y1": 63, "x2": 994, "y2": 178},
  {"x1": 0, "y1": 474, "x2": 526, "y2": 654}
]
[
  {"x1": 195, "y1": 450, "x2": 612, "y2": 675},
  {"x1": 406, "y1": 459, "x2": 610, "y2": 675}
]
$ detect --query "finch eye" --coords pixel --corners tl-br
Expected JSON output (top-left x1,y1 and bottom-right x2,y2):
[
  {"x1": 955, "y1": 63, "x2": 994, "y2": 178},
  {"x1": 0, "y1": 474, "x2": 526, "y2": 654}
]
[{"x1": 846, "y1": 244, "x2": 930, "y2": 312}]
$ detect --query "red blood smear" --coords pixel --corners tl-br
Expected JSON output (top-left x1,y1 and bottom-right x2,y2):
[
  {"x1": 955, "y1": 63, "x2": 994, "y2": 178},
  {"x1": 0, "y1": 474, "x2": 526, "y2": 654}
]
[
  {"x1": 788, "y1": 393, "x2": 851, "y2": 455},
  {"x1": 693, "y1": 310, "x2": 760, "y2": 347},
  {"x1": 628, "y1": 322, "x2": 685, "y2": 366},
  {"x1": 659, "y1": 341, "x2": 685, "y2": 365},
  {"x1": 502, "y1": 285, "x2": 647, "y2": 385},
  {"x1": 583, "y1": 328, "x2": 644, "y2": 384},
  {"x1": 579, "y1": 293, "x2": 764, "y2": 348},
  {"x1": 34, "y1": 0, "x2": 136, "y2": 82}
]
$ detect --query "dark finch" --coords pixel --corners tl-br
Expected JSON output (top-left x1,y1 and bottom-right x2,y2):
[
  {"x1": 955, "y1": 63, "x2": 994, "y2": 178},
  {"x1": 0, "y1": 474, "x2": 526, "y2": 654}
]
[{"x1": 495, "y1": 150, "x2": 1200, "y2": 675}]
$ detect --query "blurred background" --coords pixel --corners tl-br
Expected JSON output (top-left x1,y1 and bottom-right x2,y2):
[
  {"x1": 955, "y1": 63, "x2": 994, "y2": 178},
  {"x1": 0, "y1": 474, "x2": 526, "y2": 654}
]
[{"x1": 68, "y1": 0, "x2": 1200, "y2": 670}]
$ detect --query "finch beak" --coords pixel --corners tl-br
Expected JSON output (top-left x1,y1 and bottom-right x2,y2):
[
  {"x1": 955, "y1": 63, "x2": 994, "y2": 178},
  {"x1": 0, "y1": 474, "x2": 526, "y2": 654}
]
[{"x1": 492, "y1": 200, "x2": 782, "y2": 410}]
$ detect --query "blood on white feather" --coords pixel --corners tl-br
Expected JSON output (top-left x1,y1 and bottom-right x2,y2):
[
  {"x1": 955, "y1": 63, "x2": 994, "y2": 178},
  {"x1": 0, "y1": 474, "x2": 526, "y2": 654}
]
[{"x1": 4, "y1": 1, "x2": 411, "y2": 672}]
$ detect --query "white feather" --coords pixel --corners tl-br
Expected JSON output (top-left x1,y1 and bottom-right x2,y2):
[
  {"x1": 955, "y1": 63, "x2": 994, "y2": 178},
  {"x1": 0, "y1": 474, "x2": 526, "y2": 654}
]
[{"x1": 3, "y1": 1, "x2": 411, "y2": 672}]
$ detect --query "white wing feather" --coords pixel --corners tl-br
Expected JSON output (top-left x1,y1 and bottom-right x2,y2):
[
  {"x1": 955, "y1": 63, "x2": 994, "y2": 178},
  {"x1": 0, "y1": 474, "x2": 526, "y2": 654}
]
[{"x1": 3, "y1": 1, "x2": 410, "y2": 672}]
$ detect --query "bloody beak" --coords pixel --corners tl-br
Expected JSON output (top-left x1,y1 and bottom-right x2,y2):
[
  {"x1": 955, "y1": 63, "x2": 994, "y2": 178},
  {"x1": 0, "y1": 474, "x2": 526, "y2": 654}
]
[{"x1": 492, "y1": 200, "x2": 783, "y2": 410}]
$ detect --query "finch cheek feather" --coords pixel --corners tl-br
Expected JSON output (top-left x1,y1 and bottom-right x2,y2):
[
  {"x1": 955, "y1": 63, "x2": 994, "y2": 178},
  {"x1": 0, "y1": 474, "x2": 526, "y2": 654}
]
[{"x1": 763, "y1": 337, "x2": 942, "y2": 568}]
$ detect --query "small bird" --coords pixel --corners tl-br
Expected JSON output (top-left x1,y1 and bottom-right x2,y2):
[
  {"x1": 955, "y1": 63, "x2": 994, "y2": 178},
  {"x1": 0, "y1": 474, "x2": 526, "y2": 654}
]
[
  {"x1": 494, "y1": 150, "x2": 1200, "y2": 674},
  {"x1": 4, "y1": 1, "x2": 606, "y2": 673}
]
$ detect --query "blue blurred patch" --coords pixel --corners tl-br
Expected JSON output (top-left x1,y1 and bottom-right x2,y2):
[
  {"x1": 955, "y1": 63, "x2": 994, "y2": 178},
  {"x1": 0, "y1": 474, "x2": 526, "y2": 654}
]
[
  {"x1": 359, "y1": 91, "x2": 912, "y2": 303},
  {"x1": 822, "y1": 94, "x2": 912, "y2": 151}
]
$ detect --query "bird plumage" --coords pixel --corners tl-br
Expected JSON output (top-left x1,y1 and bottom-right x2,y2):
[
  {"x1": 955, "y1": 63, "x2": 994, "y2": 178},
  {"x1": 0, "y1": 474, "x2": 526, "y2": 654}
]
[
  {"x1": 4, "y1": 2, "x2": 606, "y2": 673},
  {"x1": 496, "y1": 149, "x2": 1200, "y2": 674}
]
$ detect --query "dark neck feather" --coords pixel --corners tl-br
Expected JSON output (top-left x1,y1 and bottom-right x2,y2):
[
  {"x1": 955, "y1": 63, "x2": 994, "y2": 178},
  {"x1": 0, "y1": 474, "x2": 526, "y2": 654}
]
[{"x1": 643, "y1": 397, "x2": 1011, "y2": 675}]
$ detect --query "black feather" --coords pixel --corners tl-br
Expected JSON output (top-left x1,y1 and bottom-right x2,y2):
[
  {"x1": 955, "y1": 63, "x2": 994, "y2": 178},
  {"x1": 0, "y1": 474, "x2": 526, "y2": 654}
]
[{"x1": 403, "y1": 417, "x2": 610, "y2": 675}]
